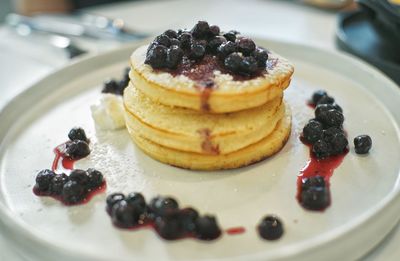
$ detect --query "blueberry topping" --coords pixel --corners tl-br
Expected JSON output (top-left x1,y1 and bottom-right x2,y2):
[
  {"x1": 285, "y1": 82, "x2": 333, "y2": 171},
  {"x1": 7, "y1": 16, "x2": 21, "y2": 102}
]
[
  {"x1": 301, "y1": 186, "x2": 330, "y2": 210},
  {"x1": 189, "y1": 44, "x2": 206, "y2": 60},
  {"x1": 252, "y1": 48, "x2": 269, "y2": 68},
  {"x1": 69, "y1": 169, "x2": 89, "y2": 187},
  {"x1": 155, "y1": 212, "x2": 185, "y2": 240},
  {"x1": 302, "y1": 176, "x2": 325, "y2": 191},
  {"x1": 68, "y1": 127, "x2": 88, "y2": 143},
  {"x1": 149, "y1": 196, "x2": 179, "y2": 217},
  {"x1": 64, "y1": 140, "x2": 90, "y2": 159},
  {"x1": 311, "y1": 90, "x2": 327, "y2": 105},
  {"x1": 154, "y1": 34, "x2": 171, "y2": 47},
  {"x1": 35, "y1": 169, "x2": 56, "y2": 192},
  {"x1": 312, "y1": 139, "x2": 331, "y2": 159},
  {"x1": 354, "y1": 135, "x2": 372, "y2": 154},
  {"x1": 50, "y1": 173, "x2": 69, "y2": 195},
  {"x1": 191, "y1": 21, "x2": 210, "y2": 39},
  {"x1": 217, "y1": 41, "x2": 237, "y2": 59},
  {"x1": 195, "y1": 215, "x2": 221, "y2": 240},
  {"x1": 111, "y1": 200, "x2": 142, "y2": 228},
  {"x1": 224, "y1": 52, "x2": 243, "y2": 73},
  {"x1": 145, "y1": 45, "x2": 168, "y2": 69},
  {"x1": 316, "y1": 109, "x2": 344, "y2": 127},
  {"x1": 209, "y1": 25, "x2": 220, "y2": 36},
  {"x1": 180, "y1": 207, "x2": 199, "y2": 232},
  {"x1": 164, "y1": 29, "x2": 178, "y2": 39},
  {"x1": 258, "y1": 215, "x2": 284, "y2": 240},
  {"x1": 303, "y1": 119, "x2": 323, "y2": 144},
  {"x1": 207, "y1": 36, "x2": 226, "y2": 53},
  {"x1": 317, "y1": 95, "x2": 335, "y2": 105},
  {"x1": 101, "y1": 79, "x2": 119, "y2": 95},
  {"x1": 223, "y1": 30, "x2": 238, "y2": 42},
  {"x1": 236, "y1": 37, "x2": 256, "y2": 55},
  {"x1": 178, "y1": 32, "x2": 192, "y2": 49},
  {"x1": 106, "y1": 193, "x2": 125, "y2": 213},
  {"x1": 329, "y1": 131, "x2": 348, "y2": 155},
  {"x1": 87, "y1": 168, "x2": 104, "y2": 189},
  {"x1": 240, "y1": 56, "x2": 258, "y2": 75},
  {"x1": 62, "y1": 180, "x2": 86, "y2": 204},
  {"x1": 315, "y1": 103, "x2": 342, "y2": 118},
  {"x1": 166, "y1": 45, "x2": 184, "y2": 69},
  {"x1": 169, "y1": 38, "x2": 180, "y2": 47},
  {"x1": 126, "y1": 192, "x2": 146, "y2": 213}
]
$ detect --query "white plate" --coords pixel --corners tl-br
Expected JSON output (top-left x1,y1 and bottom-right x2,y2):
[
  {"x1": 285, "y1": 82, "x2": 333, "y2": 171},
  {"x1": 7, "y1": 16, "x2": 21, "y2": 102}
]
[{"x1": 0, "y1": 39, "x2": 399, "y2": 261}]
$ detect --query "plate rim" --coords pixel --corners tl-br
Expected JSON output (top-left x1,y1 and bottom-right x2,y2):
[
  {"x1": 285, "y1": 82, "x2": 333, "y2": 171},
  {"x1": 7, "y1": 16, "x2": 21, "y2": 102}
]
[{"x1": 0, "y1": 38, "x2": 399, "y2": 261}]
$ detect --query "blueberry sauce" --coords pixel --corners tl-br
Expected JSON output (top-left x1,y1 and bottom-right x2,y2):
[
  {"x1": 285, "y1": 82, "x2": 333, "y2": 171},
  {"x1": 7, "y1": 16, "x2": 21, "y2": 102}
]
[{"x1": 226, "y1": 226, "x2": 246, "y2": 235}]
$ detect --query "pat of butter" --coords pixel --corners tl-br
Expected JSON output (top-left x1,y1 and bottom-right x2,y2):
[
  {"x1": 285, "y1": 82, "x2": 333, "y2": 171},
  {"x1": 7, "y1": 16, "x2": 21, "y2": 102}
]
[{"x1": 91, "y1": 94, "x2": 125, "y2": 130}]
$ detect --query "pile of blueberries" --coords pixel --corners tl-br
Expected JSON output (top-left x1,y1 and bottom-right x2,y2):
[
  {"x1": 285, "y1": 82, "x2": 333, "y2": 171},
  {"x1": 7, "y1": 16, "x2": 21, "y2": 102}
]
[
  {"x1": 106, "y1": 193, "x2": 221, "y2": 241},
  {"x1": 145, "y1": 21, "x2": 269, "y2": 76},
  {"x1": 102, "y1": 67, "x2": 130, "y2": 95},
  {"x1": 34, "y1": 127, "x2": 104, "y2": 204}
]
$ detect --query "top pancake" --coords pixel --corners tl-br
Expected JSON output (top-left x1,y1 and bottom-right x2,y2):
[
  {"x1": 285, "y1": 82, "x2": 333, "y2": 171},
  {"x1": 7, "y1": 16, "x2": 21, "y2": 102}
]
[{"x1": 130, "y1": 45, "x2": 294, "y2": 113}]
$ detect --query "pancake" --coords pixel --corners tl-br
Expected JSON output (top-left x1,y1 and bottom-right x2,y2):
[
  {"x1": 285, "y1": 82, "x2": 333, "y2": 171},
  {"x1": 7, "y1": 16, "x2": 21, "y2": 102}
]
[
  {"x1": 126, "y1": 103, "x2": 291, "y2": 170},
  {"x1": 123, "y1": 83, "x2": 285, "y2": 155},
  {"x1": 130, "y1": 45, "x2": 293, "y2": 113}
]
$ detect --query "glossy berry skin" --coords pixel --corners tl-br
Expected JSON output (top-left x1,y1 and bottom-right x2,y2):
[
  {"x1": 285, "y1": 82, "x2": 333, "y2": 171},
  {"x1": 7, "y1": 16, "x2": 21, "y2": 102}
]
[
  {"x1": 166, "y1": 45, "x2": 184, "y2": 69},
  {"x1": 189, "y1": 44, "x2": 206, "y2": 60},
  {"x1": 50, "y1": 173, "x2": 69, "y2": 195},
  {"x1": 303, "y1": 119, "x2": 323, "y2": 144},
  {"x1": 87, "y1": 168, "x2": 104, "y2": 189},
  {"x1": 312, "y1": 139, "x2": 331, "y2": 159},
  {"x1": 209, "y1": 25, "x2": 220, "y2": 36},
  {"x1": 191, "y1": 21, "x2": 210, "y2": 39},
  {"x1": 62, "y1": 180, "x2": 86, "y2": 204},
  {"x1": 154, "y1": 34, "x2": 171, "y2": 47},
  {"x1": 178, "y1": 32, "x2": 192, "y2": 49},
  {"x1": 111, "y1": 200, "x2": 141, "y2": 228},
  {"x1": 65, "y1": 140, "x2": 90, "y2": 159},
  {"x1": 207, "y1": 36, "x2": 226, "y2": 53},
  {"x1": 149, "y1": 196, "x2": 179, "y2": 217},
  {"x1": 301, "y1": 186, "x2": 330, "y2": 210},
  {"x1": 69, "y1": 169, "x2": 89, "y2": 187},
  {"x1": 126, "y1": 192, "x2": 146, "y2": 214},
  {"x1": 252, "y1": 48, "x2": 269, "y2": 67},
  {"x1": 258, "y1": 215, "x2": 284, "y2": 240},
  {"x1": 236, "y1": 37, "x2": 256, "y2": 55},
  {"x1": 354, "y1": 135, "x2": 372, "y2": 154},
  {"x1": 311, "y1": 90, "x2": 327, "y2": 105},
  {"x1": 169, "y1": 38, "x2": 180, "y2": 47},
  {"x1": 155, "y1": 212, "x2": 185, "y2": 240},
  {"x1": 35, "y1": 169, "x2": 56, "y2": 192},
  {"x1": 329, "y1": 132, "x2": 348, "y2": 155},
  {"x1": 195, "y1": 215, "x2": 221, "y2": 240},
  {"x1": 240, "y1": 56, "x2": 258, "y2": 75},
  {"x1": 316, "y1": 109, "x2": 344, "y2": 127},
  {"x1": 145, "y1": 45, "x2": 168, "y2": 69},
  {"x1": 223, "y1": 30, "x2": 238, "y2": 42},
  {"x1": 68, "y1": 127, "x2": 88, "y2": 143},
  {"x1": 180, "y1": 207, "x2": 199, "y2": 233},
  {"x1": 164, "y1": 29, "x2": 178, "y2": 39},
  {"x1": 224, "y1": 52, "x2": 243, "y2": 73},
  {"x1": 315, "y1": 104, "x2": 343, "y2": 119},
  {"x1": 106, "y1": 193, "x2": 125, "y2": 213},
  {"x1": 302, "y1": 176, "x2": 325, "y2": 191},
  {"x1": 217, "y1": 41, "x2": 237, "y2": 60},
  {"x1": 316, "y1": 95, "x2": 335, "y2": 105}
]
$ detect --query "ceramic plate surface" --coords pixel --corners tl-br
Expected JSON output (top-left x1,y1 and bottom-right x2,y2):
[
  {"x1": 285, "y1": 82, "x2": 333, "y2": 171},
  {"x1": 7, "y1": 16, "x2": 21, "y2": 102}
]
[{"x1": 0, "y1": 39, "x2": 399, "y2": 261}]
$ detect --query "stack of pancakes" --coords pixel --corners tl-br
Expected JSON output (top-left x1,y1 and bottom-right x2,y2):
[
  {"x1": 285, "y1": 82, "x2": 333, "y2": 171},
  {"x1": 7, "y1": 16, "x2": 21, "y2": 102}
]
[{"x1": 123, "y1": 45, "x2": 294, "y2": 170}]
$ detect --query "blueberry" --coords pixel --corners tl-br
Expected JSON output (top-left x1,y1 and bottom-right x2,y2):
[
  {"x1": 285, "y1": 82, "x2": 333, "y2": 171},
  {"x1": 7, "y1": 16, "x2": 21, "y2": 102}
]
[
  {"x1": 316, "y1": 109, "x2": 344, "y2": 127},
  {"x1": 317, "y1": 95, "x2": 335, "y2": 105},
  {"x1": 354, "y1": 135, "x2": 372, "y2": 154},
  {"x1": 303, "y1": 119, "x2": 324, "y2": 144},
  {"x1": 169, "y1": 38, "x2": 180, "y2": 47},
  {"x1": 311, "y1": 90, "x2": 327, "y2": 105},
  {"x1": 194, "y1": 39, "x2": 208, "y2": 48},
  {"x1": 315, "y1": 103, "x2": 342, "y2": 118},
  {"x1": 301, "y1": 186, "x2": 330, "y2": 210},
  {"x1": 209, "y1": 25, "x2": 220, "y2": 36},
  {"x1": 188, "y1": 44, "x2": 206, "y2": 60},
  {"x1": 322, "y1": 127, "x2": 344, "y2": 143},
  {"x1": 252, "y1": 48, "x2": 269, "y2": 68},
  {"x1": 302, "y1": 176, "x2": 325, "y2": 191},
  {"x1": 217, "y1": 41, "x2": 237, "y2": 60},
  {"x1": 101, "y1": 79, "x2": 120, "y2": 94},
  {"x1": 224, "y1": 52, "x2": 243, "y2": 73},
  {"x1": 164, "y1": 29, "x2": 178, "y2": 39},
  {"x1": 191, "y1": 21, "x2": 210, "y2": 39},
  {"x1": 126, "y1": 192, "x2": 146, "y2": 213},
  {"x1": 166, "y1": 45, "x2": 184, "y2": 69},
  {"x1": 148, "y1": 196, "x2": 179, "y2": 217},
  {"x1": 312, "y1": 139, "x2": 331, "y2": 159},
  {"x1": 240, "y1": 56, "x2": 258, "y2": 75},
  {"x1": 195, "y1": 215, "x2": 221, "y2": 240},
  {"x1": 207, "y1": 36, "x2": 226, "y2": 53},
  {"x1": 50, "y1": 173, "x2": 69, "y2": 195},
  {"x1": 154, "y1": 34, "x2": 171, "y2": 47},
  {"x1": 68, "y1": 127, "x2": 88, "y2": 143},
  {"x1": 111, "y1": 200, "x2": 141, "y2": 228},
  {"x1": 180, "y1": 207, "x2": 199, "y2": 233},
  {"x1": 236, "y1": 37, "x2": 256, "y2": 55},
  {"x1": 87, "y1": 168, "x2": 104, "y2": 189},
  {"x1": 64, "y1": 140, "x2": 90, "y2": 159},
  {"x1": 106, "y1": 193, "x2": 125, "y2": 213},
  {"x1": 329, "y1": 132, "x2": 348, "y2": 155},
  {"x1": 69, "y1": 169, "x2": 89, "y2": 187},
  {"x1": 62, "y1": 180, "x2": 86, "y2": 204},
  {"x1": 145, "y1": 45, "x2": 168, "y2": 69},
  {"x1": 35, "y1": 169, "x2": 56, "y2": 192},
  {"x1": 178, "y1": 32, "x2": 192, "y2": 49},
  {"x1": 257, "y1": 215, "x2": 284, "y2": 240},
  {"x1": 223, "y1": 30, "x2": 238, "y2": 42},
  {"x1": 155, "y1": 212, "x2": 185, "y2": 240}
]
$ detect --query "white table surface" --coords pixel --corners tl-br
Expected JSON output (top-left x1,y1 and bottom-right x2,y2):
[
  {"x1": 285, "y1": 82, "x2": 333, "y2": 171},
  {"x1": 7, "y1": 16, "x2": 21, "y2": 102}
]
[{"x1": 0, "y1": 0, "x2": 399, "y2": 260}]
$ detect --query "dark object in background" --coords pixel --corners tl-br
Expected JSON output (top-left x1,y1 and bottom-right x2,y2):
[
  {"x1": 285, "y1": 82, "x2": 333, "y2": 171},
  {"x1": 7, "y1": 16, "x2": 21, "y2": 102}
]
[
  {"x1": 71, "y1": 0, "x2": 133, "y2": 9},
  {"x1": 336, "y1": 0, "x2": 400, "y2": 85}
]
